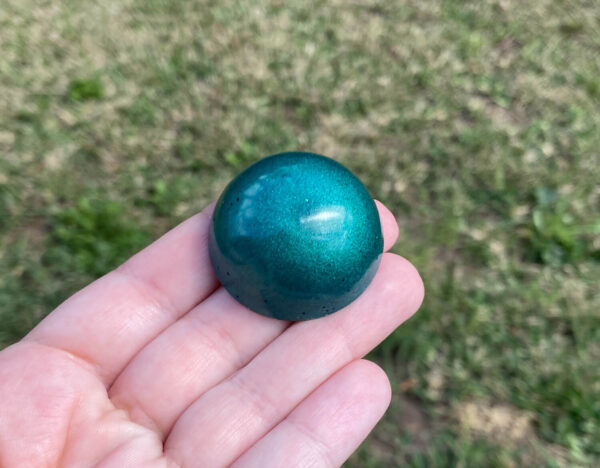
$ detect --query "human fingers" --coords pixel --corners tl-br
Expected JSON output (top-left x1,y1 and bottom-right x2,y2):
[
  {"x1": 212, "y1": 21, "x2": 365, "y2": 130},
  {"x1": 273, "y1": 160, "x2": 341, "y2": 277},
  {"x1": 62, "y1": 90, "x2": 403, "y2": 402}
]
[
  {"x1": 109, "y1": 202, "x2": 399, "y2": 437},
  {"x1": 164, "y1": 254, "x2": 423, "y2": 467},
  {"x1": 231, "y1": 359, "x2": 391, "y2": 468}
]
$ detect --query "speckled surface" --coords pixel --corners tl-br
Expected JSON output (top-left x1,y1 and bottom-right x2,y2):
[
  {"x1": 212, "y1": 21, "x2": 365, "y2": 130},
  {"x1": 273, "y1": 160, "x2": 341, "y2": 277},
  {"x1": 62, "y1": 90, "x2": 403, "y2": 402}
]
[{"x1": 208, "y1": 152, "x2": 383, "y2": 321}]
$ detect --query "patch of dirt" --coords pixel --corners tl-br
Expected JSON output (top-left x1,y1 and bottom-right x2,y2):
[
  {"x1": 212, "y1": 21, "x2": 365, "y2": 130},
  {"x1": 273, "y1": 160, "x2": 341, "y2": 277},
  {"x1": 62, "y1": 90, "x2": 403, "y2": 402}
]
[
  {"x1": 368, "y1": 392, "x2": 434, "y2": 464},
  {"x1": 456, "y1": 400, "x2": 535, "y2": 444},
  {"x1": 7, "y1": 217, "x2": 49, "y2": 248},
  {"x1": 395, "y1": 394, "x2": 432, "y2": 449},
  {"x1": 455, "y1": 400, "x2": 573, "y2": 466},
  {"x1": 495, "y1": 37, "x2": 521, "y2": 59}
]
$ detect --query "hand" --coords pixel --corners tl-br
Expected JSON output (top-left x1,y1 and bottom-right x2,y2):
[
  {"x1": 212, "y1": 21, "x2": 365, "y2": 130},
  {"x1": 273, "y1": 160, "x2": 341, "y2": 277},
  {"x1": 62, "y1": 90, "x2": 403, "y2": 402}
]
[{"x1": 0, "y1": 201, "x2": 423, "y2": 468}]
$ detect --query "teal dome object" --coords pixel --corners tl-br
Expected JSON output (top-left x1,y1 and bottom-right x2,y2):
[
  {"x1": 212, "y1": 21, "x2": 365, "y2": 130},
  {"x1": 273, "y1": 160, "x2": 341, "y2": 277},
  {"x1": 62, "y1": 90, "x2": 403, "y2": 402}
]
[{"x1": 208, "y1": 152, "x2": 383, "y2": 321}]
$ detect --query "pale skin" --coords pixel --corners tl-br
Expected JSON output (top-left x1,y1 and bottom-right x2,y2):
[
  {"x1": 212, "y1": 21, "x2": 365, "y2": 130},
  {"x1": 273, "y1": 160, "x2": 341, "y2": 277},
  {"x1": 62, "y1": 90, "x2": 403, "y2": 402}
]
[{"x1": 0, "y1": 201, "x2": 424, "y2": 468}]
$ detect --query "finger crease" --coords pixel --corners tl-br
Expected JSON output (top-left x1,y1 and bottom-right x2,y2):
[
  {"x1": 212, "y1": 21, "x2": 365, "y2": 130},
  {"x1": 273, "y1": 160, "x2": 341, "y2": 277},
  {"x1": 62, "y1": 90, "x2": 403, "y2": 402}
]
[
  {"x1": 187, "y1": 313, "x2": 246, "y2": 370},
  {"x1": 114, "y1": 265, "x2": 180, "y2": 324},
  {"x1": 229, "y1": 372, "x2": 281, "y2": 428},
  {"x1": 288, "y1": 418, "x2": 336, "y2": 468}
]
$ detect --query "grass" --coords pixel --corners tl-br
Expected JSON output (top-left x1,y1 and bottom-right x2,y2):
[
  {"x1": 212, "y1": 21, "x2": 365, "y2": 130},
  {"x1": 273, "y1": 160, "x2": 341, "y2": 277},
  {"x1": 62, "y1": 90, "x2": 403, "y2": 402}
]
[{"x1": 1, "y1": 0, "x2": 599, "y2": 465}]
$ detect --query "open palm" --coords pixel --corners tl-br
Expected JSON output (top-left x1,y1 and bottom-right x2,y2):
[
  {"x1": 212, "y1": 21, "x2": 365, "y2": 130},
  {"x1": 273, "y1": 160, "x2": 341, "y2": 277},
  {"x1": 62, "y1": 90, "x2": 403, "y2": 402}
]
[{"x1": 0, "y1": 201, "x2": 423, "y2": 468}]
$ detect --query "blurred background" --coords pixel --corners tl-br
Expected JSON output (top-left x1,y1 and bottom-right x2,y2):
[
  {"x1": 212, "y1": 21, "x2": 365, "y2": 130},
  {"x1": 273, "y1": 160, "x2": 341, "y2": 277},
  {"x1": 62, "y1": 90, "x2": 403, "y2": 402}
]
[{"x1": 1, "y1": 0, "x2": 599, "y2": 466}]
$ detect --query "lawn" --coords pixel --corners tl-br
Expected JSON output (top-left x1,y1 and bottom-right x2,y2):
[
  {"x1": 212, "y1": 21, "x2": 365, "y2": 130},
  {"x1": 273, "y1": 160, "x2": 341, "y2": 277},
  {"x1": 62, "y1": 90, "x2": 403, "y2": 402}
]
[{"x1": 1, "y1": 0, "x2": 599, "y2": 466}]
